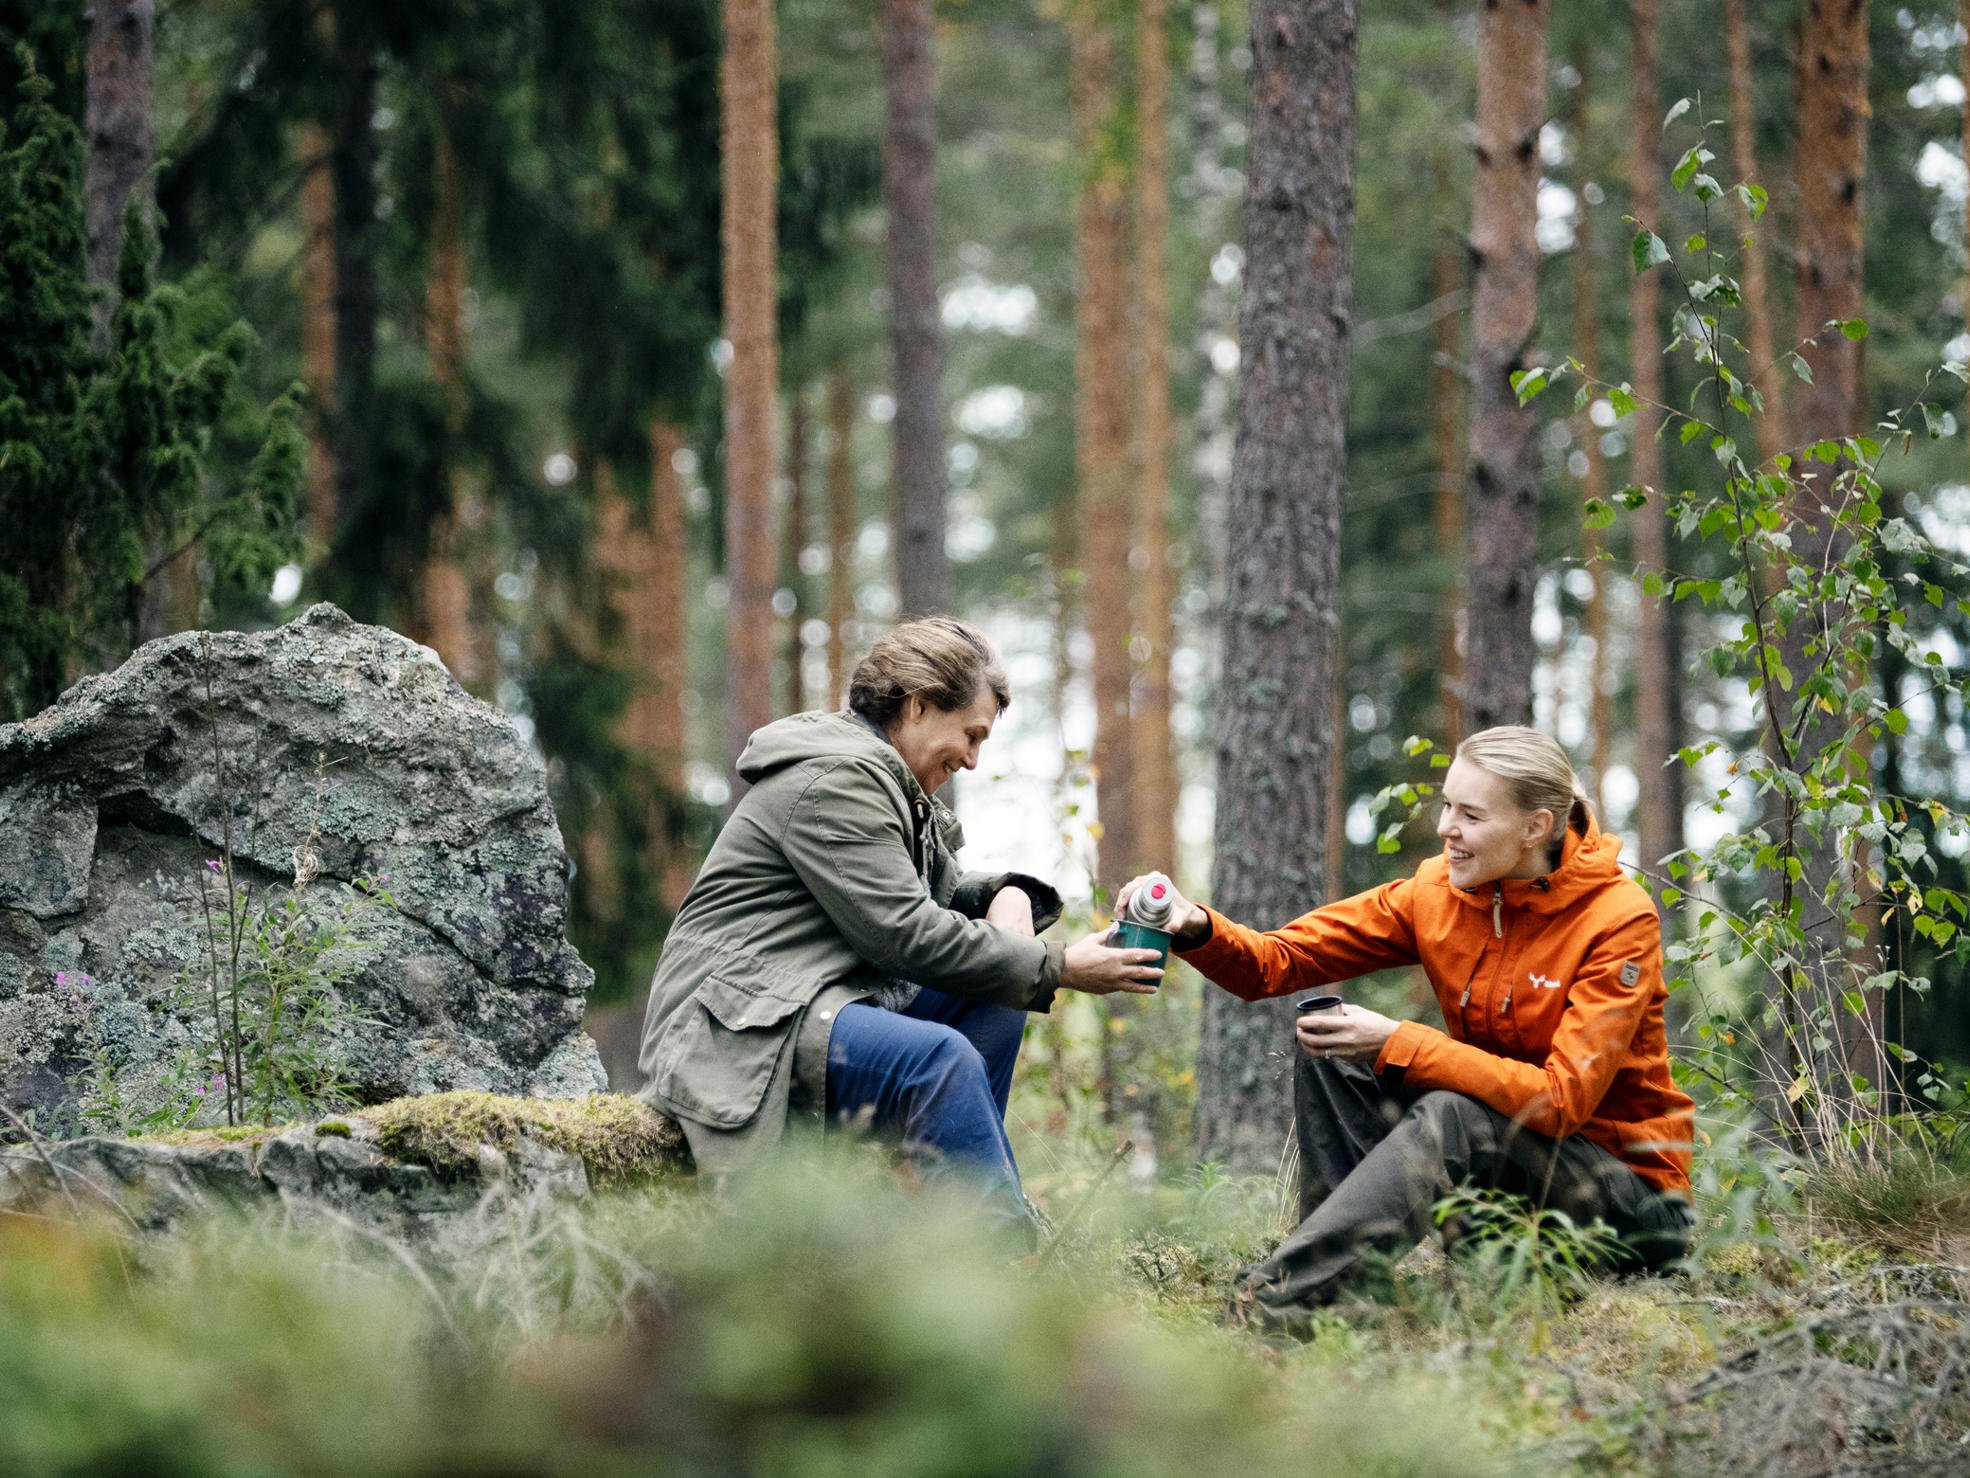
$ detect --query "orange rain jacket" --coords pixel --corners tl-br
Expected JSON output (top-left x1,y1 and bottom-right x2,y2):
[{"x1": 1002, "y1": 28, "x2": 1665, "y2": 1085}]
[{"x1": 1180, "y1": 819, "x2": 1695, "y2": 1195}]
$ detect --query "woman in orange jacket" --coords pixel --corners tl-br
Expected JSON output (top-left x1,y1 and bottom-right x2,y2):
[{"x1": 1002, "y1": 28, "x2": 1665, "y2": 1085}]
[{"x1": 1121, "y1": 726, "x2": 1696, "y2": 1329}]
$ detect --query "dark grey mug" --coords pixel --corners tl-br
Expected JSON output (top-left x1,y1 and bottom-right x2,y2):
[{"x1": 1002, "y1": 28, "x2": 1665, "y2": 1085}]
[{"x1": 1294, "y1": 994, "x2": 1343, "y2": 1015}]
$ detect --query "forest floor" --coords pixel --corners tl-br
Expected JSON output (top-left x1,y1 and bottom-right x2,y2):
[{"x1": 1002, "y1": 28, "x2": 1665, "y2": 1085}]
[
  {"x1": 2, "y1": 1108, "x2": 1967, "y2": 1474},
  {"x1": 1014, "y1": 1109, "x2": 1970, "y2": 1475}
]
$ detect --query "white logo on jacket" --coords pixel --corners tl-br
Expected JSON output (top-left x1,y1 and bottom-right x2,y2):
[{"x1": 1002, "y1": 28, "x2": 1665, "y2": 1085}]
[{"x1": 1528, "y1": 972, "x2": 1563, "y2": 991}]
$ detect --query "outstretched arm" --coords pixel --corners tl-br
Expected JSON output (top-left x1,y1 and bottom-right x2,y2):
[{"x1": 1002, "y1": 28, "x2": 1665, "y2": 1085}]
[{"x1": 1172, "y1": 878, "x2": 1424, "y2": 1001}]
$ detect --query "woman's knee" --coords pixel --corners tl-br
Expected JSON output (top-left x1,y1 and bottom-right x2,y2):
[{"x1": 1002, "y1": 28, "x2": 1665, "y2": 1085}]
[{"x1": 1407, "y1": 1090, "x2": 1498, "y2": 1139}]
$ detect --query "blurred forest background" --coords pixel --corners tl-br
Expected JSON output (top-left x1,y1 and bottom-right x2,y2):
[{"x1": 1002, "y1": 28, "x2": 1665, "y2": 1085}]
[{"x1": 3, "y1": 0, "x2": 1968, "y2": 1169}]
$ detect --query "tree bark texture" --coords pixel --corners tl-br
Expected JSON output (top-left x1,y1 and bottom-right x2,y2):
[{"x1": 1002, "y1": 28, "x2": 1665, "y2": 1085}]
[
  {"x1": 1789, "y1": 0, "x2": 1870, "y2": 1089},
  {"x1": 1627, "y1": 0, "x2": 1682, "y2": 880},
  {"x1": 721, "y1": 0, "x2": 780, "y2": 775},
  {"x1": 1195, "y1": 0, "x2": 1356, "y2": 1175},
  {"x1": 329, "y1": 0, "x2": 379, "y2": 542},
  {"x1": 881, "y1": 0, "x2": 951, "y2": 619},
  {"x1": 84, "y1": 0, "x2": 154, "y2": 319},
  {"x1": 1725, "y1": 0, "x2": 1786, "y2": 466},
  {"x1": 1430, "y1": 176, "x2": 1466, "y2": 747},
  {"x1": 1071, "y1": 2, "x2": 1136, "y2": 896},
  {"x1": 1793, "y1": 2, "x2": 1866, "y2": 455},
  {"x1": 298, "y1": 119, "x2": 339, "y2": 552},
  {"x1": 826, "y1": 370, "x2": 856, "y2": 708},
  {"x1": 1133, "y1": 0, "x2": 1179, "y2": 876},
  {"x1": 1463, "y1": 0, "x2": 1547, "y2": 735},
  {"x1": 1567, "y1": 58, "x2": 1612, "y2": 815}
]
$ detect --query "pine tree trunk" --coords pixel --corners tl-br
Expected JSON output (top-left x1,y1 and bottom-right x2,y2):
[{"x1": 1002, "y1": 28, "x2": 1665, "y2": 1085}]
[
  {"x1": 1464, "y1": 0, "x2": 1546, "y2": 734},
  {"x1": 1789, "y1": 0, "x2": 1870, "y2": 1104},
  {"x1": 826, "y1": 370, "x2": 856, "y2": 708},
  {"x1": 1430, "y1": 185, "x2": 1466, "y2": 746},
  {"x1": 881, "y1": 0, "x2": 951, "y2": 619},
  {"x1": 721, "y1": 0, "x2": 780, "y2": 776},
  {"x1": 1567, "y1": 55, "x2": 1611, "y2": 813},
  {"x1": 1726, "y1": 0, "x2": 1785, "y2": 465},
  {"x1": 1195, "y1": 0, "x2": 1356, "y2": 1175},
  {"x1": 421, "y1": 113, "x2": 479, "y2": 689},
  {"x1": 1072, "y1": 1, "x2": 1136, "y2": 896},
  {"x1": 1187, "y1": 0, "x2": 1242, "y2": 729},
  {"x1": 783, "y1": 389, "x2": 810, "y2": 714},
  {"x1": 1134, "y1": 0, "x2": 1179, "y2": 875},
  {"x1": 329, "y1": 0, "x2": 379, "y2": 546},
  {"x1": 298, "y1": 119, "x2": 339, "y2": 553},
  {"x1": 83, "y1": 0, "x2": 154, "y2": 326},
  {"x1": 1627, "y1": 0, "x2": 1682, "y2": 881},
  {"x1": 87, "y1": 0, "x2": 167, "y2": 639}
]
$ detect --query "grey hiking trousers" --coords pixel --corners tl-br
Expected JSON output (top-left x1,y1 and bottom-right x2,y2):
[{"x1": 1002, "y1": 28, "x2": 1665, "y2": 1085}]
[{"x1": 1239, "y1": 1055, "x2": 1696, "y2": 1316}]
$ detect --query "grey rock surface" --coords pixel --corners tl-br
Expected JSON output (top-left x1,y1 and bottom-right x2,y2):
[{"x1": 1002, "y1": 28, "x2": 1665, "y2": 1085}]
[
  {"x1": 0, "y1": 1118, "x2": 593, "y2": 1250},
  {"x1": 0, "y1": 604, "x2": 605, "y2": 1132}
]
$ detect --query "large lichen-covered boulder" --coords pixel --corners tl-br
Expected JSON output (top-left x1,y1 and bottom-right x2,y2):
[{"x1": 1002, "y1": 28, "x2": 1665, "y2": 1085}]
[{"x1": 0, "y1": 604, "x2": 607, "y2": 1132}]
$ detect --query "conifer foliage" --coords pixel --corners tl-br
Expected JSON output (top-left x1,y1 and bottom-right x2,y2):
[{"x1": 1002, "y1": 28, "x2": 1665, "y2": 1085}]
[{"x1": 0, "y1": 50, "x2": 301, "y2": 722}]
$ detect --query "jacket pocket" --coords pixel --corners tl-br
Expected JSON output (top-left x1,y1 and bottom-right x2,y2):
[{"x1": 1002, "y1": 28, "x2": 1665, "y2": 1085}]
[{"x1": 651, "y1": 974, "x2": 808, "y2": 1130}]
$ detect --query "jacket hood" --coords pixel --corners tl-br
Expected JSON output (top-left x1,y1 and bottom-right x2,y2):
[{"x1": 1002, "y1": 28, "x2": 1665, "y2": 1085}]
[
  {"x1": 1425, "y1": 813, "x2": 1628, "y2": 916},
  {"x1": 737, "y1": 709, "x2": 903, "y2": 783},
  {"x1": 735, "y1": 710, "x2": 964, "y2": 845}
]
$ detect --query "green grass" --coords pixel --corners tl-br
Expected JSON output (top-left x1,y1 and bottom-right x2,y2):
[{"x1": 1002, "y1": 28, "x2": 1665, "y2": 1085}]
[
  {"x1": 3, "y1": 1105, "x2": 1966, "y2": 1474},
  {"x1": 1802, "y1": 1136, "x2": 1970, "y2": 1261}
]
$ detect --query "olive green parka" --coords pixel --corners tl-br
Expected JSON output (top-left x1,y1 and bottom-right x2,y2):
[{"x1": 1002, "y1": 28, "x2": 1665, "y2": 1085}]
[{"x1": 635, "y1": 710, "x2": 1065, "y2": 1182}]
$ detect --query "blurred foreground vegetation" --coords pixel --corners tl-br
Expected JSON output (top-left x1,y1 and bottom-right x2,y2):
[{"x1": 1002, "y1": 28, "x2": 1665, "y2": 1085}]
[{"x1": 3, "y1": 1116, "x2": 1967, "y2": 1476}]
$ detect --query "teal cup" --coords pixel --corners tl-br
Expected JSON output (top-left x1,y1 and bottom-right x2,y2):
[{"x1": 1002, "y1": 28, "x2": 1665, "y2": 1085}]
[{"x1": 1109, "y1": 919, "x2": 1173, "y2": 971}]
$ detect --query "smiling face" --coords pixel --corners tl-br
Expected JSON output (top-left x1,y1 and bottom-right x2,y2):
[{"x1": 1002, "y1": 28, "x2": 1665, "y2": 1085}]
[
  {"x1": 1436, "y1": 757, "x2": 1557, "y2": 889},
  {"x1": 887, "y1": 684, "x2": 1000, "y2": 797}
]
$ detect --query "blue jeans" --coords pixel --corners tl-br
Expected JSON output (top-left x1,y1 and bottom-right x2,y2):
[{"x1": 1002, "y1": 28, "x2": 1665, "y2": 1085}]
[{"x1": 825, "y1": 987, "x2": 1029, "y2": 1228}]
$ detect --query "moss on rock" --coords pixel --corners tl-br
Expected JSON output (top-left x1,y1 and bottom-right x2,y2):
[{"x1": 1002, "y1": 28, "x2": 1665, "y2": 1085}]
[
  {"x1": 137, "y1": 1124, "x2": 296, "y2": 1151},
  {"x1": 364, "y1": 1091, "x2": 688, "y2": 1188}
]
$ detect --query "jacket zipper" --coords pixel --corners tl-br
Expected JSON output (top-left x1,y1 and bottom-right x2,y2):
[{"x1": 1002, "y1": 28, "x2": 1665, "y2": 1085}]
[{"x1": 1461, "y1": 886, "x2": 1507, "y2": 1011}]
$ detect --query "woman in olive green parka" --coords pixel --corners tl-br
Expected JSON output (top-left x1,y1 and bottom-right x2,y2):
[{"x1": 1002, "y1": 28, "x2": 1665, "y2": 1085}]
[{"x1": 637, "y1": 618, "x2": 1159, "y2": 1216}]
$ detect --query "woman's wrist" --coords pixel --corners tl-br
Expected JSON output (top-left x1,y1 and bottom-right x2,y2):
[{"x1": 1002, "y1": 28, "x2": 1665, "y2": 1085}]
[{"x1": 1173, "y1": 903, "x2": 1212, "y2": 949}]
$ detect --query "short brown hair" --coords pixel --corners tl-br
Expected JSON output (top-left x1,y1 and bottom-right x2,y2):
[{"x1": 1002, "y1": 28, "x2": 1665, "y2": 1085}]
[{"x1": 847, "y1": 617, "x2": 1010, "y2": 729}]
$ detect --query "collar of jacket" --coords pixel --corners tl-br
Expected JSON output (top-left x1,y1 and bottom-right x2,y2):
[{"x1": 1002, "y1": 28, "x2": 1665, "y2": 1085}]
[
  {"x1": 1443, "y1": 813, "x2": 1625, "y2": 917},
  {"x1": 827, "y1": 709, "x2": 965, "y2": 851}
]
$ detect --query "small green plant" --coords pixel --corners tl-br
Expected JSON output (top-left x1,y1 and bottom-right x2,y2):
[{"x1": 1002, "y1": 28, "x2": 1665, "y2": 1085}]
[
  {"x1": 1433, "y1": 1186, "x2": 1630, "y2": 1348},
  {"x1": 179, "y1": 858, "x2": 390, "y2": 1128},
  {"x1": 59, "y1": 969, "x2": 190, "y2": 1137}
]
